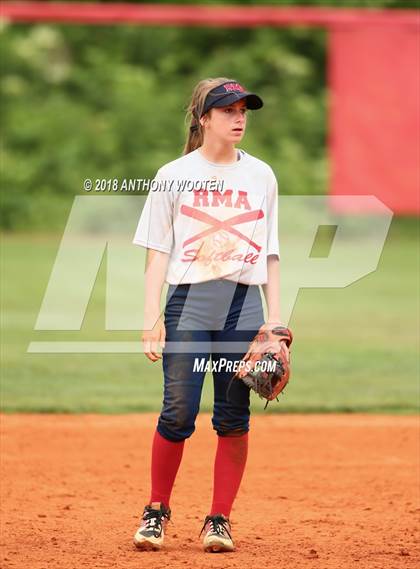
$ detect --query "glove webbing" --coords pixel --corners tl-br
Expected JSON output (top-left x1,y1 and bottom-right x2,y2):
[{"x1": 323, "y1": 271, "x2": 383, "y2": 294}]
[{"x1": 226, "y1": 353, "x2": 285, "y2": 409}]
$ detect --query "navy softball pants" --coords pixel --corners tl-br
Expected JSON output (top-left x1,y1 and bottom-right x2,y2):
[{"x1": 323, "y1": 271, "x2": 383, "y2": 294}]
[{"x1": 157, "y1": 279, "x2": 265, "y2": 442}]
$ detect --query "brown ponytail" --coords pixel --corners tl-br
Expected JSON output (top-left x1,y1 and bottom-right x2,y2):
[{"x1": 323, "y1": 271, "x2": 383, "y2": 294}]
[{"x1": 183, "y1": 77, "x2": 236, "y2": 155}]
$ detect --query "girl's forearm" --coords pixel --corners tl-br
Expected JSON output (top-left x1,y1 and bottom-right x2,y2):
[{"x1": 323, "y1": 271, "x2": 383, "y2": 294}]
[
  {"x1": 262, "y1": 255, "x2": 281, "y2": 322},
  {"x1": 143, "y1": 249, "x2": 170, "y2": 325}
]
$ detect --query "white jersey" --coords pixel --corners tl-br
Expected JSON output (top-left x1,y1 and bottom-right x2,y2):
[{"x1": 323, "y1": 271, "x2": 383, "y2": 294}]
[{"x1": 132, "y1": 148, "x2": 280, "y2": 285}]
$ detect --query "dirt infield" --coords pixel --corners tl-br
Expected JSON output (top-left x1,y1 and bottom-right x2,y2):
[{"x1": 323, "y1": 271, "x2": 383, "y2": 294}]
[{"x1": 1, "y1": 414, "x2": 419, "y2": 569}]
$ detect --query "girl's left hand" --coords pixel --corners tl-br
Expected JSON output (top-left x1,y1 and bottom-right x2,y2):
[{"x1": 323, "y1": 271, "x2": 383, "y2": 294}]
[{"x1": 257, "y1": 321, "x2": 291, "y2": 363}]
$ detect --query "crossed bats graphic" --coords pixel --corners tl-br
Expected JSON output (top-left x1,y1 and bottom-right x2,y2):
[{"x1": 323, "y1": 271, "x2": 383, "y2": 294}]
[{"x1": 180, "y1": 204, "x2": 264, "y2": 253}]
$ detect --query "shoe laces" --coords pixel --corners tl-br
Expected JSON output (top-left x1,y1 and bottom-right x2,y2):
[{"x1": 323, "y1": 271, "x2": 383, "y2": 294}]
[
  {"x1": 142, "y1": 505, "x2": 170, "y2": 536},
  {"x1": 199, "y1": 514, "x2": 232, "y2": 539}
]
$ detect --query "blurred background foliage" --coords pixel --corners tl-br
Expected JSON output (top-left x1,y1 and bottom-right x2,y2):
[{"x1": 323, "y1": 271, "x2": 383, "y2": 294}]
[{"x1": 1, "y1": 0, "x2": 416, "y2": 230}]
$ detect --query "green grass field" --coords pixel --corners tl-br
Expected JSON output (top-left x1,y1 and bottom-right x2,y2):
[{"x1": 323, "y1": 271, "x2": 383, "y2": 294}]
[{"x1": 1, "y1": 217, "x2": 419, "y2": 414}]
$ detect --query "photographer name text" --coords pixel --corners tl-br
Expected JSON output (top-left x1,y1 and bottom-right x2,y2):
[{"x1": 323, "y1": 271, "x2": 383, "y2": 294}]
[{"x1": 83, "y1": 178, "x2": 225, "y2": 193}]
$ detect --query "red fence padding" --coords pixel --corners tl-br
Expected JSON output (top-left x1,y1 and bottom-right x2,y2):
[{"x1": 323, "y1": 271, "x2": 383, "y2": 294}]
[
  {"x1": 0, "y1": 2, "x2": 418, "y2": 27},
  {"x1": 329, "y1": 25, "x2": 420, "y2": 215}
]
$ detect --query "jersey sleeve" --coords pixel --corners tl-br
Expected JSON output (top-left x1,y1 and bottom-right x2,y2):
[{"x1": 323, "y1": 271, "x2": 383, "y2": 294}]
[
  {"x1": 132, "y1": 168, "x2": 174, "y2": 254},
  {"x1": 266, "y1": 171, "x2": 280, "y2": 258}
]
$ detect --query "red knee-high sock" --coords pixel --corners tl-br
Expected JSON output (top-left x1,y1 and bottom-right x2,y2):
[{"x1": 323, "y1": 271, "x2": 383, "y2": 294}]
[
  {"x1": 210, "y1": 433, "x2": 249, "y2": 518},
  {"x1": 149, "y1": 430, "x2": 185, "y2": 508}
]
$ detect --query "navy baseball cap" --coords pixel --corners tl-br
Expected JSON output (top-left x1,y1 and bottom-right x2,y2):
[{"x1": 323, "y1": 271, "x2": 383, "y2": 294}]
[{"x1": 201, "y1": 81, "x2": 263, "y2": 117}]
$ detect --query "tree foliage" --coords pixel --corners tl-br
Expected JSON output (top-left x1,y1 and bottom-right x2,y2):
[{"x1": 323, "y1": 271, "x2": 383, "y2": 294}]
[{"x1": 1, "y1": 0, "x2": 416, "y2": 229}]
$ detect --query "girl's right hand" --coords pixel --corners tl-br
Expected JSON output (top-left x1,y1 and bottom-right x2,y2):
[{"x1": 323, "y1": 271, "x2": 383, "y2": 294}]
[{"x1": 142, "y1": 316, "x2": 166, "y2": 362}]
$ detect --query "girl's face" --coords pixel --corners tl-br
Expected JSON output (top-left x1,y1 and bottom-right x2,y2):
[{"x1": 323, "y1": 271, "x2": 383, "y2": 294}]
[{"x1": 201, "y1": 99, "x2": 248, "y2": 144}]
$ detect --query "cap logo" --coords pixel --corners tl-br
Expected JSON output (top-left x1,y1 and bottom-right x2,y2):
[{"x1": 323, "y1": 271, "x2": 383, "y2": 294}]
[{"x1": 223, "y1": 82, "x2": 245, "y2": 93}]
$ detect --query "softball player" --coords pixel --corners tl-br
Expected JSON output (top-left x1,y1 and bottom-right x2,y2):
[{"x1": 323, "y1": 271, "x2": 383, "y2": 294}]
[{"x1": 132, "y1": 77, "x2": 282, "y2": 553}]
